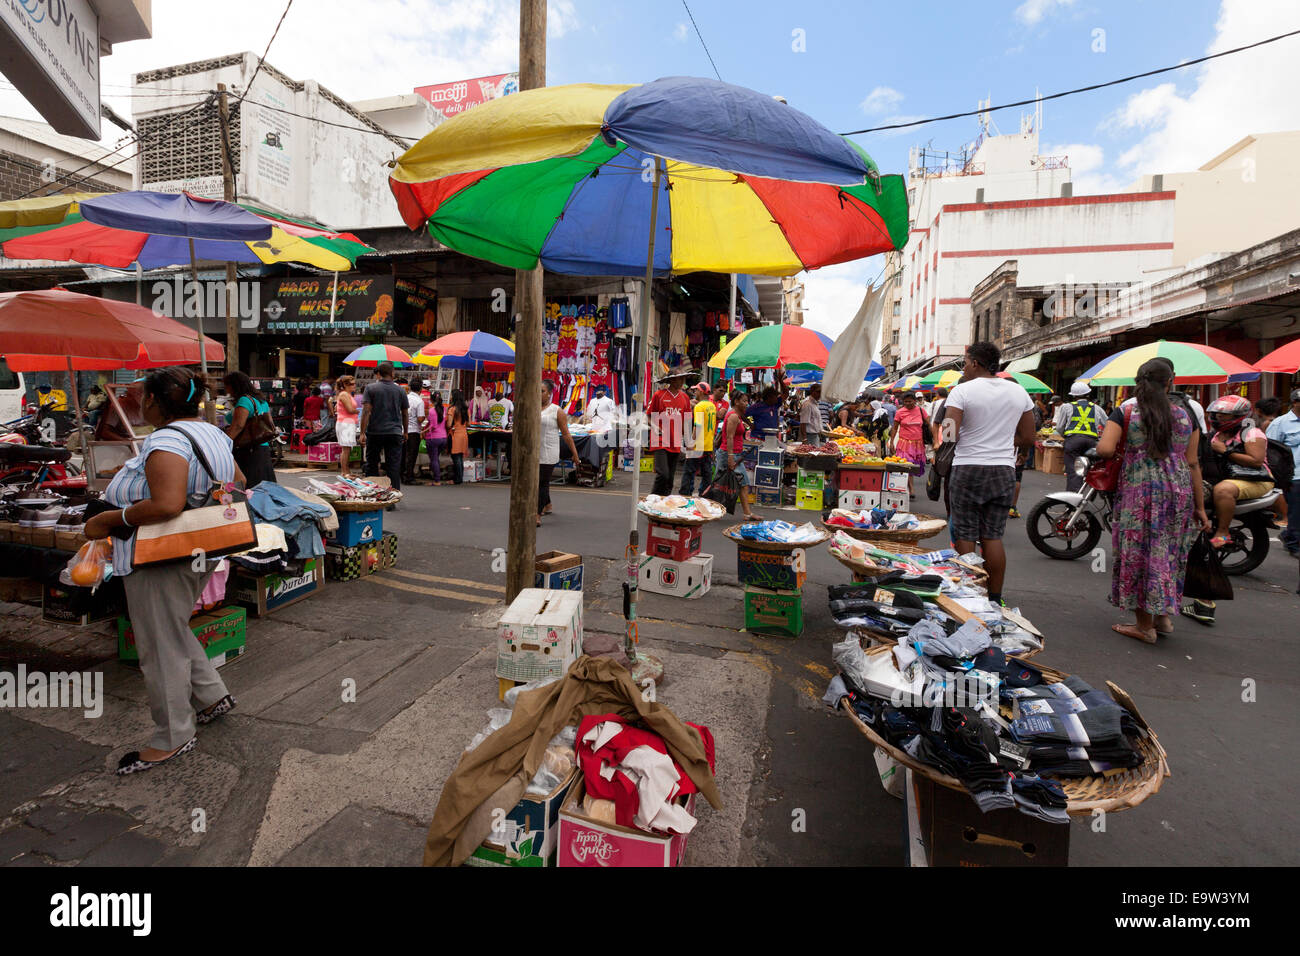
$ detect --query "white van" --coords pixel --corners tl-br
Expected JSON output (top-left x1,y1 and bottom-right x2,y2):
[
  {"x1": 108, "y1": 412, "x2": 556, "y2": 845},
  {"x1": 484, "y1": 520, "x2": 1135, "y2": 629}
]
[{"x1": 0, "y1": 358, "x2": 26, "y2": 423}]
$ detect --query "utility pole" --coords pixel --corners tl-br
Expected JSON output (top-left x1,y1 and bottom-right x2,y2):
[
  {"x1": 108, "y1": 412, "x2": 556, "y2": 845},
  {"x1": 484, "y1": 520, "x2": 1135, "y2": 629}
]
[
  {"x1": 218, "y1": 83, "x2": 240, "y2": 374},
  {"x1": 505, "y1": 0, "x2": 546, "y2": 603}
]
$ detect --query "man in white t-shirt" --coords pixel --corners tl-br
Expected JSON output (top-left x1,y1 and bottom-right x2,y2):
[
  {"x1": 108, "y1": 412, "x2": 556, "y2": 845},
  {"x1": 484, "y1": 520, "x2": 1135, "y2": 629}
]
[
  {"x1": 942, "y1": 341, "x2": 1036, "y2": 606},
  {"x1": 401, "y1": 380, "x2": 428, "y2": 484}
]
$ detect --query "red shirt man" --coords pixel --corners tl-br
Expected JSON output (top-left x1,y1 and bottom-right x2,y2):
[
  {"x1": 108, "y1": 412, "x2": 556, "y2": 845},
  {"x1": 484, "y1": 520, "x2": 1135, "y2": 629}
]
[{"x1": 646, "y1": 376, "x2": 693, "y2": 452}]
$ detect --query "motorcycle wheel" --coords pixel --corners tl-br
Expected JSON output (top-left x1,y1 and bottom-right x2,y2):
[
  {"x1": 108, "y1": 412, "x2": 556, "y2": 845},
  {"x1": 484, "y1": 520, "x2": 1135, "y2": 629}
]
[
  {"x1": 1027, "y1": 498, "x2": 1102, "y2": 560},
  {"x1": 1217, "y1": 517, "x2": 1271, "y2": 575}
]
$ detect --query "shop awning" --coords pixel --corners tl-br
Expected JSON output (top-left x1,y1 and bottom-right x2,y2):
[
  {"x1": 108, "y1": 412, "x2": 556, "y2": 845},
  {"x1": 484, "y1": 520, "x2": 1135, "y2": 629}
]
[
  {"x1": 1004, "y1": 351, "x2": 1043, "y2": 373},
  {"x1": 1044, "y1": 335, "x2": 1113, "y2": 354}
]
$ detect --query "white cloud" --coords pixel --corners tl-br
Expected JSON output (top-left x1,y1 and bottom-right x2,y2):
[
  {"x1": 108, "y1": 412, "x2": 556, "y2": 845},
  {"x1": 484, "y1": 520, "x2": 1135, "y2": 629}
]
[
  {"x1": 870, "y1": 115, "x2": 928, "y2": 138},
  {"x1": 673, "y1": 22, "x2": 689, "y2": 42},
  {"x1": 800, "y1": 258, "x2": 885, "y2": 347},
  {"x1": 1043, "y1": 142, "x2": 1129, "y2": 195},
  {"x1": 1106, "y1": 0, "x2": 1300, "y2": 177},
  {"x1": 0, "y1": 0, "x2": 574, "y2": 147},
  {"x1": 1014, "y1": 0, "x2": 1077, "y2": 26},
  {"x1": 860, "y1": 86, "x2": 904, "y2": 115}
]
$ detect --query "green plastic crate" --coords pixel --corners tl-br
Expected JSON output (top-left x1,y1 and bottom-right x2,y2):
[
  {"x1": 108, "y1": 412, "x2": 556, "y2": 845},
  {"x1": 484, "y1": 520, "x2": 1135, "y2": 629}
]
[
  {"x1": 796, "y1": 469, "x2": 825, "y2": 490},
  {"x1": 744, "y1": 586, "x2": 803, "y2": 637}
]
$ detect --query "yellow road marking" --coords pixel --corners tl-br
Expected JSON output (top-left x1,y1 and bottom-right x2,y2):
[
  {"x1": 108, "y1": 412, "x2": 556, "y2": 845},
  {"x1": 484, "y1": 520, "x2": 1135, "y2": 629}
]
[
  {"x1": 803, "y1": 661, "x2": 834, "y2": 680},
  {"x1": 387, "y1": 569, "x2": 505, "y2": 592},
  {"x1": 362, "y1": 576, "x2": 499, "y2": 604}
]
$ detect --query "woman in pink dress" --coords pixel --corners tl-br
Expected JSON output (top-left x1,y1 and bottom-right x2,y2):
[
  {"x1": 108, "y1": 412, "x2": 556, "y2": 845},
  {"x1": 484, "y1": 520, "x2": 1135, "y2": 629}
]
[
  {"x1": 422, "y1": 392, "x2": 449, "y2": 485},
  {"x1": 889, "y1": 390, "x2": 929, "y2": 498}
]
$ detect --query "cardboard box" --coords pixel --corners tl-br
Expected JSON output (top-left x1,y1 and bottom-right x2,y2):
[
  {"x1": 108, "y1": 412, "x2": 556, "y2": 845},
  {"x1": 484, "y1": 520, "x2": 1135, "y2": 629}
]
[
  {"x1": 880, "y1": 489, "x2": 908, "y2": 512},
  {"x1": 886, "y1": 470, "x2": 911, "y2": 492},
  {"x1": 1039, "y1": 446, "x2": 1064, "y2": 475},
  {"x1": 118, "y1": 605, "x2": 247, "y2": 667},
  {"x1": 328, "y1": 509, "x2": 383, "y2": 548},
  {"x1": 497, "y1": 588, "x2": 584, "y2": 683},
  {"x1": 796, "y1": 469, "x2": 825, "y2": 490},
  {"x1": 756, "y1": 489, "x2": 782, "y2": 507},
  {"x1": 910, "y1": 771, "x2": 1069, "y2": 866},
  {"x1": 464, "y1": 770, "x2": 577, "y2": 868},
  {"x1": 744, "y1": 585, "x2": 804, "y2": 637},
  {"x1": 229, "y1": 560, "x2": 323, "y2": 616},
  {"x1": 838, "y1": 490, "x2": 879, "y2": 511},
  {"x1": 0, "y1": 522, "x2": 15, "y2": 543},
  {"x1": 535, "y1": 551, "x2": 583, "y2": 591},
  {"x1": 639, "y1": 456, "x2": 654, "y2": 472},
  {"x1": 28, "y1": 527, "x2": 56, "y2": 549},
  {"x1": 754, "y1": 465, "x2": 782, "y2": 489},
  {"x1": 42, "y1": 576, "x2": 125, "y2": 626},
  {"x1": 325, "y1": 532, "x2": 396, "y2": 581},
  {"x1": 558, "y1": 771, "x2": 694, "y2": 868},
  {"x1": 463, "y1": 459, "x2": 485, "y2": 482},
  {"x1": 646, "y1": 521, "x2": 702, "y2": 562},
  {"x1": 308, "y1": 442, "x2": 342, "y2": 463},
  {"x1": 55, "y1": 530, "x2": 88, "y2": 552},
  {"x1": 736, "y1": 544, "x2": 806, "y2": 591},
  {"x1": 756, "y1": 448, "x2": 783, "y2": 469},
  {"x1": 838, "y1": 469, "x2": 885, "y2": 492},
  {"x1": 796, "y1": 488, "x2": 824, "y2": 511},
  {"x1": 638, "y1": 552, "x2": 713, "y2": 599},
  {"x1": 8, "y1": 525, "x2": 32, "y2": 546}
]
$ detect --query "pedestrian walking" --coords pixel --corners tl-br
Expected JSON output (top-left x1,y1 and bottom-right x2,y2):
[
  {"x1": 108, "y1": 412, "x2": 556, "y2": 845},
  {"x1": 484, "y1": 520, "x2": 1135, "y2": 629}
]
[
  {"x1": 1055, "y1": 381, "x2": 1107, "y2": 493},
  {"x1": 85, "y1": 367, "x2": 240, "y2": 774},
  {"x1": 646, "y1": 369, "x2": 693, "y2": 495},
  {"x1": 446, "y1": 390, "x2": 470, "y2": 484},
  {"x1": 223, "y1": 371, "x2": 277, "y2": 488},
  {"x1": 303, "y1": 386, "x2": 325, "y2": 430},
  {"x1": 400, "y1": 380, "x2": 427, "y2": 485},
  {"x1": 334, "y1": 376, "x2": 360, "y2": 478},
  {"x1": 1265, "y1": 388, "x2": 1300, "y2": 554},
  {"x1": 423, "y1": 392, "x2": 448, "y2": 485},
  {"x1": 889, "y1": 390, "x2": 929, "y2": 497},
  {"x1": 942, "y1": 341, "x2": 1037, "y2": 607},
  {"x1": 1096, "y1": 358, "x2": 1210, "y2": 643},
  {"x1": 679, "y1": 382, "x2": 716, "y2": 495},
  {"x1": 717, "y1": 391, "x2": 758, "y2": 520},
  {"x1": 538, "y1": 379, "x2": 579, "y2": 525},
  {"x1": 358, "y1": 361, "x2": 407, "y2": 490}
]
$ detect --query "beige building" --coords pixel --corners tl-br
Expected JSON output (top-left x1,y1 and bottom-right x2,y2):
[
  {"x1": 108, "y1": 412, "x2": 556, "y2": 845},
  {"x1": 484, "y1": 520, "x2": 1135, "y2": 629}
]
[{"x1": 1129, "y1": 131, "x2": 1300, "y2": 268}]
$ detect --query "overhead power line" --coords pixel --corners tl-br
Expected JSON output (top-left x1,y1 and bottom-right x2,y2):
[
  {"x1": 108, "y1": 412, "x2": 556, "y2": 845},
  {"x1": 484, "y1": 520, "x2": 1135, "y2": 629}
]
[
  {"x1": 235, "y1": 0, "x2": 294, "y2": 110},
  {"x1": 681, "y1": 0, "x2": 722, "y2": 82},
  {"x1": 840, "y1": 26, "x2": 1300, "y2": 136}
]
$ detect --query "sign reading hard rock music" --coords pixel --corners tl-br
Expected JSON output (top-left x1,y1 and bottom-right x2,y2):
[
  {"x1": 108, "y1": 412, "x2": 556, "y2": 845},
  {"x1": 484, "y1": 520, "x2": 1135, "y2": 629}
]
[
  {"x1": 261, "y1": 276, "x2": 396, "y2": 334},
  {"x1": 0, "y1": 0, "x2": 101, "y2": 139}
]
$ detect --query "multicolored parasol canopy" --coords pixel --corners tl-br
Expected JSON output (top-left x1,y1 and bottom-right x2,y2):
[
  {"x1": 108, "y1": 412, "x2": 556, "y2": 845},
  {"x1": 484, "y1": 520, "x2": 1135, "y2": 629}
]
[
  {"x1": 414, "y1": 330, "x2": 515, "y2": 371},
  {"x1": 707, "y1": 324, "x2": 834, "y2": 371},
  {"x1": 997, "y1": 371, "x2": 1051, "y2": 394},
  {"x1": 0, "y1": 192, "x2": 376, "y2": 271},
  {"x1": 919, "y1": 369, "x2": 962, "y2": 390},
  {"x1": 388, "y1": 77, "x2": 909, "y2": 277},
  {"x1": 1079, "y1": 340, "x2": 1260, "y2": 385},
  {"x1": 343, "y1": 344, "x2": 415, "y2": 368},
  {"x1": 1254, "y1": 338, "x2": 1300, "y2": 374}
]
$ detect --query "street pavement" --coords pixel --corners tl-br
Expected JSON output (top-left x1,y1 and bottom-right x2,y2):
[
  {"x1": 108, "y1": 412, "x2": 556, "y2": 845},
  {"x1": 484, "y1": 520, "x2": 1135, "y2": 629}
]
[{"x1": 1, "y1": 463, "x2": 1297, "y2": 867}]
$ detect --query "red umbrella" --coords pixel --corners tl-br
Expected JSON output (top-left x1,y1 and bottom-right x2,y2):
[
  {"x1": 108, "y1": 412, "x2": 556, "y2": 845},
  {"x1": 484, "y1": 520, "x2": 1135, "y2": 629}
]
[
  {"x1": 0, "y1": 289, "x2": 225, "y2": 371},
  {"x1": 1254, "y1": 338, "x2": 1300, "y2": 374}
]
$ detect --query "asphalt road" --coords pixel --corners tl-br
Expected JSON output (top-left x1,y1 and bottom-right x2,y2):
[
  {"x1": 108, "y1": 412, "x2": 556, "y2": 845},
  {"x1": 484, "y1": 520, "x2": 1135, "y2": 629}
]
[{"x1": 368, "y1": 463, "x2": 1300, "y2": 866}]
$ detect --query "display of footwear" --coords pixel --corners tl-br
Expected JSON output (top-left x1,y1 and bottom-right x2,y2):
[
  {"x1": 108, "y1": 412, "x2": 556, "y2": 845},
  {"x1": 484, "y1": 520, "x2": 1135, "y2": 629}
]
[
  {"x1": 56, "y1": 511, "x2": 85, "y2": 533},
  {"x1": 19, "y1": 506, "x2": 63, "y2": 528}
]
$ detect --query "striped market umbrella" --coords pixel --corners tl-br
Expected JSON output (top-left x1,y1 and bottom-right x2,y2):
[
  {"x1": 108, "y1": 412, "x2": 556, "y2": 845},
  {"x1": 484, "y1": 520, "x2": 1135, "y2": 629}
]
[
  {"x1": 1255, "y1": 338, "x2": 1300, "y2": 374},
  {"x1": 884, "y1": 374, "x2": 926, "y2": 392},
  {"x1": 708, "y1": 325, "x2": 834, "y2": 370},
  {"x1": 997, "y1": 371, "x2": 1051, "y2": 393},
  {"x1": 919, "y1": 369, "x2": 962, "y2": 390},
  {"x1": 343, "y1": 344, "x2": 415, "y2": 368},
  {"x1": 1079, "y1": 340, "x2": 1260, "y2": 385},
  {"x1": 0, "y1": 191, "x2": 375, "y2": 271},
  {"x1": 414, "y1": 329, "x2": 515, "y2": 371}
]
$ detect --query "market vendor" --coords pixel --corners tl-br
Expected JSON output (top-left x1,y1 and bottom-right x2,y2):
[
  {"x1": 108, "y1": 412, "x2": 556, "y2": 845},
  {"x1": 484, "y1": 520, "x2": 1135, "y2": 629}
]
[
  {"x1": 800, "y1": 384, "x2": 826, "y2": 443},
  {"x1": 747, "y1": 386, "x2": 783, "y2": 439}
]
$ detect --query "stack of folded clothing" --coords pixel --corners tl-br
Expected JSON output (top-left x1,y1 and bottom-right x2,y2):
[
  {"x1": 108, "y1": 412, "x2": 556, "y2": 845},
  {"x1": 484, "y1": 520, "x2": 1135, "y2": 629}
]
[{"x1": 1004, "y1": 675, "x2": 1142, "y2": 776}]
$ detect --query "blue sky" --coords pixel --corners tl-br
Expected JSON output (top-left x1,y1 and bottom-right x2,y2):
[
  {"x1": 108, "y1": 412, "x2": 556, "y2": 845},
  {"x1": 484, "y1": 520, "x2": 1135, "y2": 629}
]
[{"x1": 3, "y1": 0, "x2": 1297, "y2": 342}]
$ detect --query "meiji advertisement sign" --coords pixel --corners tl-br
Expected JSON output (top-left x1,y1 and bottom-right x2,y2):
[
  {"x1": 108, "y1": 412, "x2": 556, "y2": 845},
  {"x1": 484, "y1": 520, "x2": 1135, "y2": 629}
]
[{"x1": 414, "y1": 73, "x2": 519, "y2": 127}]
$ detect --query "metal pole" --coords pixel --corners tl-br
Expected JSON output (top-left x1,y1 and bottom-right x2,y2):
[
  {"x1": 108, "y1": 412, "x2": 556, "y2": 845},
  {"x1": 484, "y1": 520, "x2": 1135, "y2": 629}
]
[
  {"x1": 189, "y1": 238, "x2": 216, "y2": 423},
  {"x1": 218, "y1": 83, "x2": 240, "y2": 374},
  {"x1": 623, "y1": 159, "x2": 664, "y2": 683},
  {"x1": 66, "y1": 357, "x2": 94, "y2": 481},
  {"x1": 329, "y1": 271, "x2": 339, "y2": 327}
]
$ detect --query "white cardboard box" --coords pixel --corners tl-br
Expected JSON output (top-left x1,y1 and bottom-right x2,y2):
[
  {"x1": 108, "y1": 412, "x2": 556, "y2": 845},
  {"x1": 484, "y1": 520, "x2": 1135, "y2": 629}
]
[
  {"x1": 880, "y1": 489, "x2": 908, "y2": 512},
  {"x1": 497, "y1": 588, "x2": 584, "y2": 683},
  {"x1": 638, "y1": 552, "x2": 713, "y2": 599},
  {"x1": 838, "y1": 489, "x2": 878, "y2": 511},
  {"x1": 463, "y1": 459, "x2": 485, "y2": 482},
  {"x1": 886, "y1": 470, "x2": 910, "y2": 492}
]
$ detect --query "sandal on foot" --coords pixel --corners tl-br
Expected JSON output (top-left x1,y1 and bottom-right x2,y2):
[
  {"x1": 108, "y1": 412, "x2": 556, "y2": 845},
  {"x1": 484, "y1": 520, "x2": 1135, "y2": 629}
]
[
  {"x1": 115, "y1": 737, "x2": 196, "y2": 776},
  {"x1": 1111, "y1": 623, "x2": 1158, "y2": 644},
  {"x1": 1209, "y1": 534, "x2": 1231, "y2": 548},
  {"x1": 197, "y1": 695, "x2": 236, "y2": 726}
]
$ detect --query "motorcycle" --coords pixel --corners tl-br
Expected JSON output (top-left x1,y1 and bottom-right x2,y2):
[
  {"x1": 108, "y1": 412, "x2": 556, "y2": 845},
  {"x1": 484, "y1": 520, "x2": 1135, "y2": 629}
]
[{"x1": 1026, "y1": 449, "x2": 1282, "y2": 575}]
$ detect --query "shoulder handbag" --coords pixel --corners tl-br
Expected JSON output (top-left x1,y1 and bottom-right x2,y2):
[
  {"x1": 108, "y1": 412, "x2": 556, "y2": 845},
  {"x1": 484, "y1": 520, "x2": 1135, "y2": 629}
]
[
  {"x1": 920, "y1": 409, "x2": 933, "y2": 445},
  {"x1": 1086, "y1": 407, "x2": 1130, "y2": 493},
  {"x1": 1183, "y1": 532, "x2": 1233, "y2": 601},
  {"x1": 234, "y1": 399, "x2": 276, "y2": 448},
  {"x1": 932, "y1": 440, "x2": 956, "y2": 479},
  {"x1": 132, "y1": 425, "x2": 259, "y2": 567}
]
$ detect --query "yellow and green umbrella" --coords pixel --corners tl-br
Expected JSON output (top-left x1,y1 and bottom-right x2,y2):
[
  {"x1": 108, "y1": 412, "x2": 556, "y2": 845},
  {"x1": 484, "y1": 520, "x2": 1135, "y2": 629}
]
[
  {"x1": 1079, "y1": 340, "x2": 1260, "y2": 385},
  {"x1": 708, "y1": 325, "x2": 834, "y2": 371},
  {"x1": 996, "y1": 371, "x2": 1051, "y2": 394},
  {"x1": 919, "y1": 369, "x2": 962, "y2": 389}
]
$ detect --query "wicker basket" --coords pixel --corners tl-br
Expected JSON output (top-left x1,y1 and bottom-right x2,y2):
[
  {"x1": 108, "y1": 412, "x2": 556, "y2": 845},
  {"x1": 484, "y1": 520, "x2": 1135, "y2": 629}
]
[
  {"x1": 637, "y1": 497, "x2": 726, "y2": 527},
  {"x1": 823, "y1": 517, "x2": 948, "y2": 544},
  {"x1": 830, "y1": 540, "x2": 989, "y2": 585},
  {"x1": 330, "y1": 497, "x2": 400, "y2": 512},
  {"x1": 723, "y1": 524, "x2": 830, "y2": 551},
  {"x1": 840, "y1": 645, "x2": 1170, "y2": 815}
]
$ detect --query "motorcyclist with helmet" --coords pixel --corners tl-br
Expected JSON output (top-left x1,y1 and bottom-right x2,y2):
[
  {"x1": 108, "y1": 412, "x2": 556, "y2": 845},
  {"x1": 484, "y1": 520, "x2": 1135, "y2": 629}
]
[{"x1": 1204, "y1": 394, "x2": 1273, "y2": 548}]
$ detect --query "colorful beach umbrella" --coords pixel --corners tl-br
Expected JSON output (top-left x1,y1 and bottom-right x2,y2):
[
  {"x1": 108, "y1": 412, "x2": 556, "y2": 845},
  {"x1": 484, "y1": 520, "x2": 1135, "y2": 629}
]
[
  {"x1": 343, "y1": 344, "x2": 415, "y2": 368},
  {"x1": 708, "y1": 325, "x2": 834, "y2": 370},
  {"x1": 0, "y1": 191, "x2": 375, "y2": 271},
  {"x1": 414, "y1": 330, "x2": 515, "y2": 371},
  {"x1": 389, "y1": 77, "x2": 908, "y2": 277},
  {"x1": 1079, "y1": 340, "x2": 1260, "y2": 385},
  {"x1": 884, "y1": 374, "x2": 926, "y2": 392},
  {"x1": 997, "y1": 371, "x2": 1051, "y2": 394},
  {"x1": 919, "y1": 369, "x2": 962, "y2": 390},
  {"x1": 1254, "y1": 338, "x2": 1300, "y2": 374}
]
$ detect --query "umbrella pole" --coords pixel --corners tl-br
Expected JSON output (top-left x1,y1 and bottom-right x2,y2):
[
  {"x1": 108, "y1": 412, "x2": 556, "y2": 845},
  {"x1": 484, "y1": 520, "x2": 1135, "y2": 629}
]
[
  {"x1": 188, "y1": 239, "x2": 216, "y2": 424},
  {"x1": 67, "y1": 357, "x2": 94, "y2": 482},
  {"x1": 624, "y1": 159, "x2": 664, "y2": 686}
]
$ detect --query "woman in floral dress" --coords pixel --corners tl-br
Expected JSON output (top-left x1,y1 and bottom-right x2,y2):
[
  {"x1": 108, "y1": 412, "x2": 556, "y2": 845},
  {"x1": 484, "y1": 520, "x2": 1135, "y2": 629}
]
[
  {"x1": 889, "y1": 390, "x2": 929, "y2": 498},
  {"x1": 1096, "y1": 359, "x2": 1210, "y2": 644}
]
